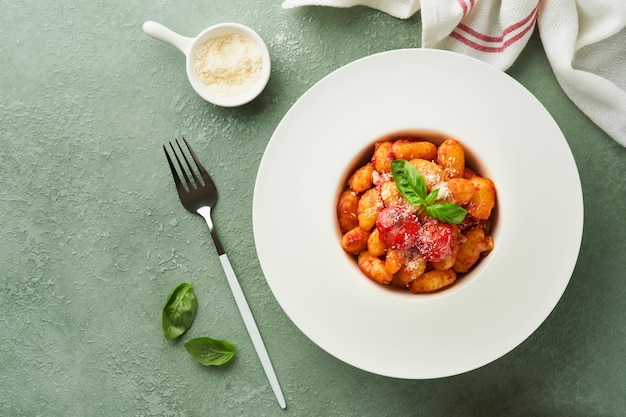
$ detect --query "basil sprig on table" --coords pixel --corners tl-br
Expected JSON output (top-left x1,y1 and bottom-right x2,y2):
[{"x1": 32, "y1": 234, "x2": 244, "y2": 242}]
[
  {"x1": 184, "y1": 337, "x2": 236, "y2": 366},
  {"x1": 162, "y1": 282, "x2": 197, "y2": 339},
  {"x1": 161, "y1": 282, "x2": 235, "y2": 366},
  {"x1": 391, "y1": 159, "x2": 468, "y2": 225}
]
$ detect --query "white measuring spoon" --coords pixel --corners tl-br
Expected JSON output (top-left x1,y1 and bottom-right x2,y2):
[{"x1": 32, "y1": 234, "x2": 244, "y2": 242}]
[{"x1": 143, "y1": 21, "x2": 271, "y2": 107}]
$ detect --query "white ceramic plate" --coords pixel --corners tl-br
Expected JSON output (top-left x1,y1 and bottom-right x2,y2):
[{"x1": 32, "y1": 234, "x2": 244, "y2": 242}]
[{"x1": 253, "y1": 49, "x2": 583, "y2": 379}]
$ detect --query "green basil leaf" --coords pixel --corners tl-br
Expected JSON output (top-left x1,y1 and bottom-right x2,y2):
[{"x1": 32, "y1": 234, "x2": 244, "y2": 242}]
[
  {"x1": 426, "y1": 203, "x2": 468, "y2": 224},
  {"x1": 392, "y1": 159, "x2": 468, "y2": 225},
  {"x1": 184, "y1": 337, "x2": 235, "y2": 366},
  {"x1": 162, "y1": 282, "x2": 197, "y2": 340},
  {"x1": 425, "y1": 188, "x2": 439, "y2": 206},
  {"x1": 391, "y1": 159, "x2": 427, "y2": 204}
]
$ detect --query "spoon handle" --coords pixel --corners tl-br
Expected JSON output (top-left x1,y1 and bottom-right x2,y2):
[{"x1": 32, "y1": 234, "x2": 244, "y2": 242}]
[{"x1": 142, "y1": 21, "x2": 193, "y2": 55}]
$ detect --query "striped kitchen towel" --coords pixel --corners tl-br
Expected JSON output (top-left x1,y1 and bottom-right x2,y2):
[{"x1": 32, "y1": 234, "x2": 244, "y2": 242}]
[{"x1": 281, "y1": 0, "x2": 626, "y2": 147}]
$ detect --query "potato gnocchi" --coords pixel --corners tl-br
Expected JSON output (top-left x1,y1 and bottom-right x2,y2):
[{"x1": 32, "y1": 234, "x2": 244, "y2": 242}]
[{"x1": 337, "y1": 133, "x2": 496, "y2": 293}]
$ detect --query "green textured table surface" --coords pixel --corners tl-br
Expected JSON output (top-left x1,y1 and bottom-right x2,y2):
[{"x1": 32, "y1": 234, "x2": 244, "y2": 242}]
[{"x1": 2, "y1": 1, "x2": 625, "y2": 416}]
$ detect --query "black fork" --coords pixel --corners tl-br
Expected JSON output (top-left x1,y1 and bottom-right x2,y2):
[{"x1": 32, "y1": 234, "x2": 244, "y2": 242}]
[{"x1": 164, "y1": 138, "x2": 286, "y2": 409}]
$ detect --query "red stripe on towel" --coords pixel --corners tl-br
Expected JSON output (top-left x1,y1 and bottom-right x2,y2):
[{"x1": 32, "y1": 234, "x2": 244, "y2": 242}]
[
  {"x1": 456, "y1": 0, "x2": 476, "y2": 17},
  {"x1": 450, "y1": 5, "x2": 537, "y2": 53},
  {"x1": 457, "y1": 0, "x2": 468, "y2": 17},
  {"x1": 457, "y1": 5, "x2": 538, "y2": 43}
]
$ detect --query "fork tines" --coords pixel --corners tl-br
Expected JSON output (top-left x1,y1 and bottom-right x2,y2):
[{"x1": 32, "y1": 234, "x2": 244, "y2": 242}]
[{"x1": 163, "y1": 138, "x2": 207, "y2": 191}]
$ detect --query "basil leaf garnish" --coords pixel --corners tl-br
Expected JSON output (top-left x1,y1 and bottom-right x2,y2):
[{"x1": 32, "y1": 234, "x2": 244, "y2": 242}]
[
  {"x1": 184, "y1": 337, "x2": 236, "y2": 366},
  {"x1": 391, "y1": 159, "x2": 427, "y2": 205},
  {"x1": 426, "y1": 203, "x2": 468, "y2": 225},
  {"x1": 391, "y1": 159, "x2": 468, "y2": 225},
  {"x1": 425, "y1": 188, "x2": 439, "y2": 206},
  {"x1": 162, "y1": 282, "x2": 197, "y2": 340}
]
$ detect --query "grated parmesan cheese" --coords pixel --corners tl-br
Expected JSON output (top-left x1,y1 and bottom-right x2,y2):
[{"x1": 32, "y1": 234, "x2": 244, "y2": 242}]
[
  {"x1": 433, "y1": 182, "x2": 451, "y2": 201},
  {"x1": 193, "y1": 34, "x2": 264, "y2": 97}
]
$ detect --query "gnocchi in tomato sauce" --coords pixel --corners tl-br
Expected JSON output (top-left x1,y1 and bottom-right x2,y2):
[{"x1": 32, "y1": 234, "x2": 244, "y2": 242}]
[{"x1": 337, "y1": 133, "x2": 496, "y2": 293}]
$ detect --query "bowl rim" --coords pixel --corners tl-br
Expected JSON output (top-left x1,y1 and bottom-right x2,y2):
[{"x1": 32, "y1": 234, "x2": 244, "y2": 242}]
[{"x1": 253, "y1": 48, "x2": 583, "y2": 379}]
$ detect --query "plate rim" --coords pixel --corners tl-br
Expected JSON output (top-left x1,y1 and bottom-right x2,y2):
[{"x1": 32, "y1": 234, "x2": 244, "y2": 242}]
[{"x1": 253, "y1": 48, "x2": 583, "y2": 379}]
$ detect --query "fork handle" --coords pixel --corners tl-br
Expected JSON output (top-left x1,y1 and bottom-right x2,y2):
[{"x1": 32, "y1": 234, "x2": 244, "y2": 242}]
[{"x1": 218, "y1": 253, "x2": 287, "y2": 410}]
